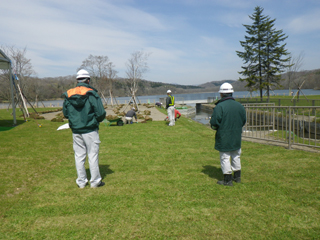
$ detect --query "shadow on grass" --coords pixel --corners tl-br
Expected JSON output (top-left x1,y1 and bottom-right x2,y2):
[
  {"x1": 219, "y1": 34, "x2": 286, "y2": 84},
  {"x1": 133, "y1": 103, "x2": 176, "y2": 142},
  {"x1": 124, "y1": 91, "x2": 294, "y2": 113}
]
[
  {"x1": 202, "y1": 165, "x2": 222, "y2": 180},
  {"x1": 85, "y1": 165, "x2": 114, "y2": 180},
  {"x1": 0, "y1": 119, "x2": 26, "y2": 130}
]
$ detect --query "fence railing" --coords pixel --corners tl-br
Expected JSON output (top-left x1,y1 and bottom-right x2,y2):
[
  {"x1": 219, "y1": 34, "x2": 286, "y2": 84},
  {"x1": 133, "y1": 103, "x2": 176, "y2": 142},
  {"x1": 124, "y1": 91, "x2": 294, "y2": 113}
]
[
  {"x1": 243, "y1": 103, "x2": 275, "y2": 107},
  {"x1": 207, "y1": 97, "x2": 218, "y2": 103},
  {"x1": 243, "y1": 105, "x2": 320, "y2": 150},
  {"x1": 238, "y1": 98, "x2": 320, "y2": 107}
]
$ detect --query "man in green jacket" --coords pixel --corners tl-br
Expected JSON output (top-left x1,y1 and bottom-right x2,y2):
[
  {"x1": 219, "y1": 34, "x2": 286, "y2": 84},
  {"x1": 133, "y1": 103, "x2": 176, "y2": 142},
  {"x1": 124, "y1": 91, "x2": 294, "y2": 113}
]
[
  {"x1": 62, "y1": 69, "x2": 106, "y2": 189},
  {"x1": 210, "y1": 83, "x2": 246, "y2": 186}
]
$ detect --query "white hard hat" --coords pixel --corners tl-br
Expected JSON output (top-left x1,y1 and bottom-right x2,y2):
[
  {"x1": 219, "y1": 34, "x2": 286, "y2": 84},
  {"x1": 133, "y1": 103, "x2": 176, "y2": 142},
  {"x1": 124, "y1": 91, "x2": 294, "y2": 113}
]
[
  {"x1": 167, "y1": 90, "x2": 171, "y2": 93},
  {"x1": 76, "y1": 69, "x2": 90, "y2": 80},
  {"x1": 219, "y1": 83, "x2": 234, "y2": 93}
]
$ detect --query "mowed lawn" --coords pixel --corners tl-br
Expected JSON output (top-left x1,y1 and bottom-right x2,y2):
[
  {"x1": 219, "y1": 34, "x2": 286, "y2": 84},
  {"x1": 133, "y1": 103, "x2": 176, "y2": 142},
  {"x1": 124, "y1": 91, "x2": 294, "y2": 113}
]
[{"x1": 0, "y1": 108, "x2": 319, "y2": 239}]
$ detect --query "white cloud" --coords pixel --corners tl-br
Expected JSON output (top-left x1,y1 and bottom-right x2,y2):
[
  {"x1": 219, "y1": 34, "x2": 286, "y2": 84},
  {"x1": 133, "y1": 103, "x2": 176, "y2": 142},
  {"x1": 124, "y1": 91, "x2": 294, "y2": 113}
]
[
  {"x1": 287, "y1": 9, "x2": 320, "y2": 33},
  {"x1": 1, "y1": 0, "x2": 319, "y2": 84},
  {"x1": 0, "y1": 0, "x2": 168, "y2": 77}
]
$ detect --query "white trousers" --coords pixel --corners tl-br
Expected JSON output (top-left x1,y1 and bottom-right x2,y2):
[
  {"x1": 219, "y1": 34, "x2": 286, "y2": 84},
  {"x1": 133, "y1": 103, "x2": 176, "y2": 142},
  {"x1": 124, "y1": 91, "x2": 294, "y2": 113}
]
[
  {"x1": 219, "y1": 148, "x2": 241, "y2": 174},
  {"x1": 73, "y1": 130, "x2": 102, "y2": 187},
  {"x1": 125, "y1": 117, "x2": 133, "y2": 124},
  {"x1": 167, "y1": 106, "x2": 175, "y2": 126}
]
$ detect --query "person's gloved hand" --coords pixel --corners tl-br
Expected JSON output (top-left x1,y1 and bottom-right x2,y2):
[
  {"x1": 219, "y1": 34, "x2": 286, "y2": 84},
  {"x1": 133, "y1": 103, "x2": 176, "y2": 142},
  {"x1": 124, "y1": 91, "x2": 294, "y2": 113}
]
[{"x1": 211, "y1": 125, "x2": 217, "y2": 130}]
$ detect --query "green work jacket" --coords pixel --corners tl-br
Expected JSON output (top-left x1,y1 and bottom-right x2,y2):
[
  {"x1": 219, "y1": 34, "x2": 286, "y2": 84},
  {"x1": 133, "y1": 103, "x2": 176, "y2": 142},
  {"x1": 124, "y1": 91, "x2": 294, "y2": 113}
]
[
  {"x1": 210, "y1": 97, "x2": 246, "y2": 152},
  {"x1": 62, "y1": 83, "x2": 106, "y2": 134}
]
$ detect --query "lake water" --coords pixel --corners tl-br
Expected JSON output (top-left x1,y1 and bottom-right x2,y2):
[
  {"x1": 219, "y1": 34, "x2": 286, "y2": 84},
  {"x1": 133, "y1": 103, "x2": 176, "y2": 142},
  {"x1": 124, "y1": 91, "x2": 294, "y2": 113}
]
[
  {"x1": 105, "y1": 89, "x2": 320, "y2": 104},
  {"x1": 3, "y1": 89, "x2": 320, "y2": 125},
  {"x1": 4, "y1": 88, "x2": 317, "y2": 107}
]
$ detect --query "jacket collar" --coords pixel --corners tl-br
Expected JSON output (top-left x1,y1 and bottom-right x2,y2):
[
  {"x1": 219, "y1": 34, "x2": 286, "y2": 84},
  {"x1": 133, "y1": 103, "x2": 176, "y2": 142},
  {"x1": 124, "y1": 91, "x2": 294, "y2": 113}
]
[
  {"x1": 76, "y1": 82, "x2": 98, "y2": 92},
  {"x1": 216, "y1": 96, "x2": 235, "y2": 105}
]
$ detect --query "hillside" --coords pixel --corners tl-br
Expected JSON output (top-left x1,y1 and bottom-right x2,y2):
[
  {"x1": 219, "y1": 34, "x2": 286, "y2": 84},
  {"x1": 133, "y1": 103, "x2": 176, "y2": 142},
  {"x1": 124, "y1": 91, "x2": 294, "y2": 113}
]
[
  {"x1": 198, "y1": 79, "x2": 247, "y2": 92},
  {"x1": 2, "y1": 68, "x2": 319, "y2": 102},
  {"x1": 114, "y1": 68, "x2": 320, "y2": 97},
  {"x1": 110, "y1": 78, "x2": 247, "y2": 97},
  {"x1": 54, "y1": 68, "x2": 320, "y2": 98}
]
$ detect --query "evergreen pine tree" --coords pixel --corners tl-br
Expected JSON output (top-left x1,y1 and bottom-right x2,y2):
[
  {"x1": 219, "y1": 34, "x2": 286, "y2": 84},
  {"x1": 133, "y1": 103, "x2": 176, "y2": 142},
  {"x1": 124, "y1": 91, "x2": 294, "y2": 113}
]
[
  {"x1": 263, "y1": 18, "x2": 291, "y2": 100},
  {"x1": 236, "y1": 6, "x2": 291, "y2": 101}
]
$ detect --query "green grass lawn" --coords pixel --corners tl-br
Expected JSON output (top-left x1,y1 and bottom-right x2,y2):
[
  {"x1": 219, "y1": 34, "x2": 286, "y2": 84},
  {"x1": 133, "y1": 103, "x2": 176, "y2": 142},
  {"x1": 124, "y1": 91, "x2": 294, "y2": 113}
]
[{"x1": 1, "y1": 108, "x2": 320, "y2": 239}]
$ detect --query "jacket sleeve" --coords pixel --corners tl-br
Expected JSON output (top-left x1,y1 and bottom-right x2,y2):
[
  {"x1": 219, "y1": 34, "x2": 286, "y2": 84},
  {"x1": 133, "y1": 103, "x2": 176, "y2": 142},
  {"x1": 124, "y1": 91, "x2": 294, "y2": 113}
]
[
  {"x1": 62, "y1": 95, "x2": 69, "y2": 119},
  {"x1": 89, "y1": 94, "x2": 106, "y2": 123},
  {"x1": 166, "y1": 96, "x2": 170, "y2": 109},
  {"x1": 210, "y1": 105, "x2": 222, "y2": 129},
  {"x1": 241, "y1": 106, "x2": 247, "y2": 127}
]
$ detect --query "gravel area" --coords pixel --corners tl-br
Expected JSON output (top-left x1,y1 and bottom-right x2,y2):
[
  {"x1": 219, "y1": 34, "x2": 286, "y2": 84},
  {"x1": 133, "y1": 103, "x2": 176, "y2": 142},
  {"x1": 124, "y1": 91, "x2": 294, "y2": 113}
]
[
  {"x1": 40, "y1": 104, "x2": 167, "y2": 122},
  {"x1": 105, "y1": 104, "x2": 167, "y2": 122}
]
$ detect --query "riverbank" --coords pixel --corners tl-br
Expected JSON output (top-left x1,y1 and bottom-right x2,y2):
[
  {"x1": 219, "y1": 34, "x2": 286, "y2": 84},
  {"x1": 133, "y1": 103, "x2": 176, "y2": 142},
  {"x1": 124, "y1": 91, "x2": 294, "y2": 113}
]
[
  {"x1": 39, "y1": 103, "x2": 199, "y2": 123},
  {"x1": 2, "y1": 89, "x2": 320, "y2": 109}
]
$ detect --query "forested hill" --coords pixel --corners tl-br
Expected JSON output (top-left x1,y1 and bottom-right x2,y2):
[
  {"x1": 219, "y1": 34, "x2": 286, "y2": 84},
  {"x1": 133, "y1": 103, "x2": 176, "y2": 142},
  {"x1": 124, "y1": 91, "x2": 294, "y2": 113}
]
[
  {"x1": 1, "y1": 68, "x2": 319, "y2": 102},
  {"x1": 111, "y1": 78, "x2": 251, "y2": 97},
  {"x1": 118, "y1": 67, "x2": 320, "y2": 96},
  {"x1": 129, "y1": 79, "x2": 247, "y2": 96}
]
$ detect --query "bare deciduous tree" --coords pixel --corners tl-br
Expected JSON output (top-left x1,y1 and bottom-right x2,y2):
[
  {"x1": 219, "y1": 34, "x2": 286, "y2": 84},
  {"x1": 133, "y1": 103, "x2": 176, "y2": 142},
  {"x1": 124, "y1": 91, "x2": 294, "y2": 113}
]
[
  {"x1": 286, "y1": 51, "x2": 304, "y2": 95},
  {"x1": 124, "y1": 50, "x2": 150, "y2": 111},
  {"x1": 0, "y1": 45, "x2": 36, "y2": 104},
  {"x1": 27, "y1": 77, "x2": 42, "y2": 106},
  {"x1": 103, "y1": 61, "x2": 118, "y2": 106},
  {"x1": 79, "y1": 55, "x2": 116, "y2": 98}
]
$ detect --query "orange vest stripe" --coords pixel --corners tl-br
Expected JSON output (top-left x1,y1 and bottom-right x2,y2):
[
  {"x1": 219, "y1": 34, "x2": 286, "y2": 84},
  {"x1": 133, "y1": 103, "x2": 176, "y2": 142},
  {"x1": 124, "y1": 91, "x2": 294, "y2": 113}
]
[{"x1": 67, "y1": 86, "x2": 93, "y2": 97}]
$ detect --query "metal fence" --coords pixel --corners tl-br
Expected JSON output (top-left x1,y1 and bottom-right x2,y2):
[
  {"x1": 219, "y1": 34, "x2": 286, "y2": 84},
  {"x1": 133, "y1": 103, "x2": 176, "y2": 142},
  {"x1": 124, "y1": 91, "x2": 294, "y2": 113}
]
[
  {"x1": 207, "y1": 97, "x2": 218, "y2": 103},
  {"x1": 243, "y1": 105, "x2": 320, "y2": 150},
  {"x1": 238, "y1": 98, "x2": 320, "y2": 107}
]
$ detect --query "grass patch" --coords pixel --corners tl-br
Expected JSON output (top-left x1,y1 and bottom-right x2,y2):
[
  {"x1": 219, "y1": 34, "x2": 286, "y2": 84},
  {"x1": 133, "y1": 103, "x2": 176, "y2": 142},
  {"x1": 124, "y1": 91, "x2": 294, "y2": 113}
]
[
  {"x1": 236, "y1": 95, "x2": 320, "y2": 107},
  {"x1": 267, "y1": 130, "x2": 320, "y2": 148},
  {"x1": 1, "y1": 108, "x2": 320, "y2": 239}
]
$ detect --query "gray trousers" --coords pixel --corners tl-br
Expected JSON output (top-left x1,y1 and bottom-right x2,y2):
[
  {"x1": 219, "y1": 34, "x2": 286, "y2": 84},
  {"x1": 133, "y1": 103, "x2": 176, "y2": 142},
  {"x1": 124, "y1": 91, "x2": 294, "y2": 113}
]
[
  {"x1": 73, "y1": 130, "x2": 102, "y2": 187},
  {"x1": 219, "y1": 148, "x2": 241, "y2": 174},
  {"x1": 167, "y1": 106, "x2": 175, "y2": 126}
]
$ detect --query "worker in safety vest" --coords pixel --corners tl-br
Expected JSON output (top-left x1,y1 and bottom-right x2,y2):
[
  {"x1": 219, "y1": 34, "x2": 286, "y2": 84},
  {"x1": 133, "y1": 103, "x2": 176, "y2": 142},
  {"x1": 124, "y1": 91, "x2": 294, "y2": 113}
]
[
  {"x1": 165, "y1": 109, "x2": 181, "y2": 121},
  {"x1": 62, "y1": 69, "x2": 106, "y2": 189},
  {"x1": 166, "y1": 90, "x2": 175, "y2": 126}
]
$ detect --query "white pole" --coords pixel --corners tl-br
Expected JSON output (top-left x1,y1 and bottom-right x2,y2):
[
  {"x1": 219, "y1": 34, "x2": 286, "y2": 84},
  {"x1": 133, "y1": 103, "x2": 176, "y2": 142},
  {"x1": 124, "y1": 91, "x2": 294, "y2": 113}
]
[{"x1": 9, "y1": 63, "x2": 17, "y2": 125}]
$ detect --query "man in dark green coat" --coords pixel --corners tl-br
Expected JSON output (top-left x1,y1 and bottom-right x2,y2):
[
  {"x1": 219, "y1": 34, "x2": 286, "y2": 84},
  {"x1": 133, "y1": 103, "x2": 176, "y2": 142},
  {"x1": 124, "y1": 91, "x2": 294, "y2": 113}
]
[
  {"x1": 210, "y1": 83, "x2": 246, "y2": 186},
  {"x1": 62, "y1": 69, "x2": 106, "y2": 189}
]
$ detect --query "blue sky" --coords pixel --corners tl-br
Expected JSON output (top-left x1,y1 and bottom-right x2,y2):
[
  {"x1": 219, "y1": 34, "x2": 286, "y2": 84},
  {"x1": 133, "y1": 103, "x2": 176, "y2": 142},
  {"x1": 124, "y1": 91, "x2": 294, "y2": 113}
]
[{"x1": 1, "y1": 0, "x2": 319, "y2": 85}]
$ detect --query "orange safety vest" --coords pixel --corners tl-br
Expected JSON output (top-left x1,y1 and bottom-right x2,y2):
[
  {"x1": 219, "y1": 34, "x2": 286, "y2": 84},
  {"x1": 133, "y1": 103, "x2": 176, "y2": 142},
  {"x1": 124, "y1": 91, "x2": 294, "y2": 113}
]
[{"x1": 67, "y1": 86, "x2": 93, "y2": 97}]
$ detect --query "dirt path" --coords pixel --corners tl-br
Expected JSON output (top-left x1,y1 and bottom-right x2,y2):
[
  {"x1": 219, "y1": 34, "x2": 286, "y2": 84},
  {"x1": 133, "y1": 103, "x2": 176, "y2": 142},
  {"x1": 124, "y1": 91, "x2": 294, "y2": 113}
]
[
  {"x1": 40, "y1": 111, "x2": 62, "y2": 120},
  {"x1": 40, "y1": 105, "x2": 167, "y2": 122},
  {"x1": 105, "y1": 104, "x2": 167, "y2": 122}
]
